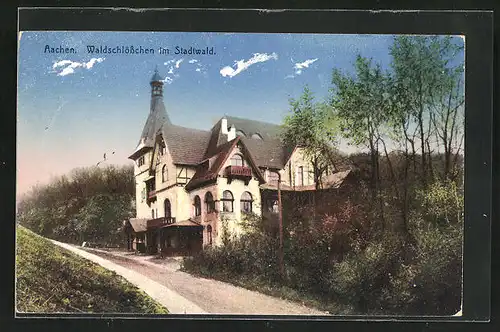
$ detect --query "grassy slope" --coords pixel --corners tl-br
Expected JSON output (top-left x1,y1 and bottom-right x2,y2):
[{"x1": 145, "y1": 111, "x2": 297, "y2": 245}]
[{"x1": 16, "y1": 226, "x2": 168, "y2": 314}]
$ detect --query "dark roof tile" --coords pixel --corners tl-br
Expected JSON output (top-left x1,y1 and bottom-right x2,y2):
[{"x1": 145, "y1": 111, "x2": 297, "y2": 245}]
[{"x1": 162, "y1": 124, "x2": 212, "y2": 165}]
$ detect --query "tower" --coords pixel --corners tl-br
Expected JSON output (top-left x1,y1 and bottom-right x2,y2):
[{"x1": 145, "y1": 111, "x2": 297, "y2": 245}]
[{"x1": 150, "y1": 66, "x2": 164, "y2": 98}]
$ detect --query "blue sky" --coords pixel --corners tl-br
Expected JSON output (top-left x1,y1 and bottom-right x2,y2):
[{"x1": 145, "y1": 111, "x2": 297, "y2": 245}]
[{"x1": 17, "y1": 31, "x2": 461, "y2": 196}]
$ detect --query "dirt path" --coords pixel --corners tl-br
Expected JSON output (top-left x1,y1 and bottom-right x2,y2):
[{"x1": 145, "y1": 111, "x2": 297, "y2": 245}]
[{"x1": 84, "y1": 248, "x2": 328, "y2": 315}]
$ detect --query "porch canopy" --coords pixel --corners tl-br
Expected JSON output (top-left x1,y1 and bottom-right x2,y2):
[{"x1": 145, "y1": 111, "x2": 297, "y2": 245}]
[
  {"x1": 160, "y1": 219, "x2": 203, "y2": 229},
  {"x1": 129, "y1": 218, "x2": 148, "y2": 233}
]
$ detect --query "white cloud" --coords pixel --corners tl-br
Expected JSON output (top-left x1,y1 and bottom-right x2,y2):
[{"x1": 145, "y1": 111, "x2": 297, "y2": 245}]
[
  {"x1": 285, "y1": 58, "x2": 318, "y2": 79},
  {"x1": 163, "y1": 77, "x2": 174, "y2": 84},
  {"x1": 84, "y1": 57, "x2": 104, "y2": 69},
  {"x1": 52, "y1": 60, "x2": 73, "y2": 69},
  {"x1": 294, "y1": 58, "x2": 318, "y2": 74},
  {"x1": 168, "y1": 67, "x2": 174, "y2": 74},
  {"x1": 189, "y1": 59, "x2": 198, "y2": 64},
  {"x1": 195, "y1": 68, "x2": 201, "y2": 72},
  {"x1": 220, "y1": 52, "x2": 278, "y2": 78},
  {"x1": 175, "y1": 59, "x2": 184, "y2": 68},
  {"x1": 52, "y1": 58, "x2": 105, "y2": 76}
]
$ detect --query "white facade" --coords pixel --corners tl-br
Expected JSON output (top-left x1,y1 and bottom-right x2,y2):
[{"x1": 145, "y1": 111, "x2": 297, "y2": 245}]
[{"x1": 128, "y1": 71, "x2": 328, "y2": 251}]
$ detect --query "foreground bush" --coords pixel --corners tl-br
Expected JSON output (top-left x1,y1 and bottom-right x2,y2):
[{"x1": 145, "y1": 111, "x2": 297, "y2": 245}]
[
  {"x1": 16, "y1": 226, "x2": 168, "y2": 313},
  {"x1": 183, "y1": 181, "x2": 463, "y2": 315}
]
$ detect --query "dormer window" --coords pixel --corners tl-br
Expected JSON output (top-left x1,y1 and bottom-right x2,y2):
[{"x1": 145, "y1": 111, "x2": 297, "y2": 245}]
[
  {"x1": 236, "y1": 130, "x2": 246, "y2": 137},
  {"x1": 138, "y1": 156, "x2": 145, "y2": 167},
  {"x1": 251, "y1": 133, "x2": 263, "y2": 140}
]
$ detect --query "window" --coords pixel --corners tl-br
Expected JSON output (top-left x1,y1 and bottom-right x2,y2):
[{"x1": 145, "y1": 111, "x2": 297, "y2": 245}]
[
  {"x1": 267, "y1": 199, "x2": 279, "y2": 213},
  {"x1": 297, "y1": 166, "x2": 304, "y2": 186},
  {"x1": 205, "y1": 192, "x2": 215, "y2": 213},
  {"x1": 164, "y1": 199, "x2": 171, "y2": 218},
  {"x1": 194, "y1": 196, "x2": 201, "y2": 216},
  {"x1": 159, "y1": 143, "x2": 166, "y2": 156},
  {"x1": 138, "y1": 156, "x2": 145, "y2": 167},
  {"x1": 141, "y1": 187, "x2": 146, "y2": 202},
  {"x1": 206, "y1": 225, "x2": 213, "y2": 245},
  {"x1": 162, "y1": 165, "x2": 168, "y2": 182},
  {"x1": 230, "y1": 154, "x2": 245, "y2": 167},
  {"x1": 251, "y1": 133, "x2": 263, "y2": 140},
  {"x1": 240, "y1": 191, "x2": 253, "y2": 213},
  {"x1": 151, "y1": 209, "x2": 155, "y2": 218},
  {"x1": 222, "y1": 190, "x2": 234, "y2": 212},
  {"x1": 268, "y1": 171, "x2": 280, "y2": 185}
]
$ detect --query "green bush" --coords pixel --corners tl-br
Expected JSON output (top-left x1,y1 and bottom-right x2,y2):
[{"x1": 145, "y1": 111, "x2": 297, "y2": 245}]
[{"x1": 183, "y1": 178, "x2": 463, "y2": 315}]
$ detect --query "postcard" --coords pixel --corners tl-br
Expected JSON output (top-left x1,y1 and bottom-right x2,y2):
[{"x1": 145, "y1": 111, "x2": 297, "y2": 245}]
[{"x1": 16, "y1": 26, "x2": 468, "y2": 318}]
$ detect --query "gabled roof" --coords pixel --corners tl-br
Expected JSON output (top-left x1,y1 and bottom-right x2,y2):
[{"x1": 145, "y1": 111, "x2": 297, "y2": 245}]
[
  {"x1": 185, "y1": 137, "x2": 265, "y2": 191},
  {"x1": 204, "y1": 117, "x2": 294, "y2": 169},
  {"x1": 162, "y1": 123, "x2": 212, "y2": 165},
  {"x1": 225, "y1": 115, "x2": 281, "y2": 141},
  {"x1": 241, "y1": 137, "x2": 292, "y2": 169}
]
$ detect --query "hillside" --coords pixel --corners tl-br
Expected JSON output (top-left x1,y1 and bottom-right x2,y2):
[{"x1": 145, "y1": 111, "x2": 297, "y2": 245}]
[{"x1": 16, "y1": 226, "x2": 168, "y2": 314}]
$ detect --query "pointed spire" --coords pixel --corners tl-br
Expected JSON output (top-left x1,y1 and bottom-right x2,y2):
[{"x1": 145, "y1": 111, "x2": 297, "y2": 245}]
[{"x1": 150, "y1": 66, "x2": 163, "y2": 83}]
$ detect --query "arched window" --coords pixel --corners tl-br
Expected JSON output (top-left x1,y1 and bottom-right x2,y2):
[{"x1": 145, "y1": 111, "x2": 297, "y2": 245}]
[
  {"x1": 194, "y1": 195, "x2": 201, "y2": 216},
  {"x1": 235, "y1": 130, "x2": 246, "y2": 137},
  {"x1": 251, "y1": 133, "x2": 263, "y2": 140},
  {"x1": 222, "y1": 190, "x2": 234, "y2": 212},
  {"x1": 162, "y1": 165, "x2": 168, "y2": 182},
  {"x1": 206, "y1": 225, "x2": 212, "y2": 245},
  {"x1": 205, "y1": 192, "x2": 215, "y2": 213},
  {"x1": 240, "y1": 191, "x2": 253, "y2": 213},
  {"x1": 230, "y1": 154, "x2": 246, "y2": 167},
  {"x1": 164, "y1": 199, "x2": 171, "y2": 218}
]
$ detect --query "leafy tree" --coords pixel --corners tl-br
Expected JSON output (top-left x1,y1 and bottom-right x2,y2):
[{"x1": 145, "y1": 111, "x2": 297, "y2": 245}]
[
  {"x1": 281, "y1": 86, "x2": 340, "y2": 190},
  {"x1": 389, "y1": 36, "x2": 464, "y2": 185},
  {"x1": 330, "y1": 55, "x2": 392, "y2": 227},
  {"x1": 17, "y1": 165, "x2": 135, "y2": 246}
]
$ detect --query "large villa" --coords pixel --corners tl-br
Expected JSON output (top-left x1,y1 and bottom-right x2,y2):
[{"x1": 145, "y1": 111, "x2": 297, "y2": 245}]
[{"x1": 124, "y1": 69, "x2": 352, "y2": 256}]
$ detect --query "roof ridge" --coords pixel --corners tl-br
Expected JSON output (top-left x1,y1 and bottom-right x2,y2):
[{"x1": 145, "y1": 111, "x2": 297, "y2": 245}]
[
  {"x1": 166, "y1": 123, "x2": 211, "y2": 134},
  {"x1": 225, "y1": 115, "x2": 280, "y2": 127}
]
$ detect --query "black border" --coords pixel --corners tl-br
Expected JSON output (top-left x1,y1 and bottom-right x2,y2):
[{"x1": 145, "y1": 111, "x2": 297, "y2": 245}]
[{"x1": 6, "y1": 6, "x2": 493, "y2": 330}]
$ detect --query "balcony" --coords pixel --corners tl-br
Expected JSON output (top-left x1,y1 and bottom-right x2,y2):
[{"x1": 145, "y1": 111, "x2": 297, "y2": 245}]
[
  {"x1": 225, "y1": 165, "x2": 252, "y2": 184},
  {"x1": 147, "y1": 217, "x2": 176, "y2": 229},
  {"x1": 146, "y1": 190, "x2": 157, "y2": 204}
]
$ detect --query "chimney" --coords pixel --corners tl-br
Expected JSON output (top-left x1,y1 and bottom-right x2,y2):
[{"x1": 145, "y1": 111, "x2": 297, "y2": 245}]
[
  {"x1": 221, "y1": 117, "x2": 228, "y2": 135},
  {"x1": 228, "y1": 125, "x2": 236, "y2": 141}
]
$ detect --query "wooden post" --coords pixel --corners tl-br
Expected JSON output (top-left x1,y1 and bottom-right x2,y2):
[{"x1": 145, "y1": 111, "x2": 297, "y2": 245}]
[{"x1": 278, "y1": 173, "x2": 284, "y2": 279}]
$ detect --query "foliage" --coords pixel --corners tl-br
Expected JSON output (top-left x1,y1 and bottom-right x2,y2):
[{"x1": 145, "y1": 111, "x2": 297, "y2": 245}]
[
  {"x1": 281, "y1": 86, "x2": 341, "y2": 188},
  {"x1": 16, "y1": 226, "x2": 168, "y2": 313},
  {"x1": 17, "y1": 165, "x2": 135, "y2": 246},
  {"x1": 417, "y1": 179, "x2": 464, "y2": 225}
]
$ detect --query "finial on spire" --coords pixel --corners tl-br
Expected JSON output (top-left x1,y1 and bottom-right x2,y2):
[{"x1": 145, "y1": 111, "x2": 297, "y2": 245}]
[{"x1": 150, "y1": 66, "x2": 163, "y2": 83}]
